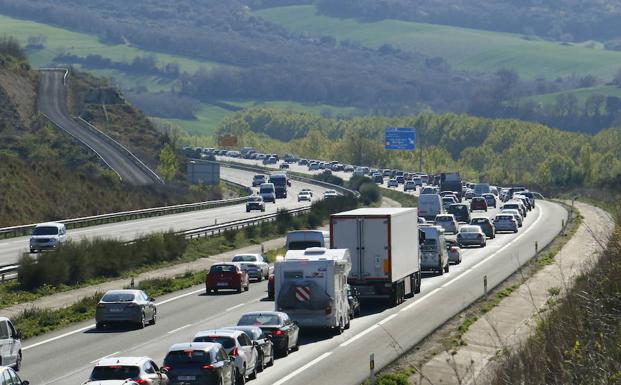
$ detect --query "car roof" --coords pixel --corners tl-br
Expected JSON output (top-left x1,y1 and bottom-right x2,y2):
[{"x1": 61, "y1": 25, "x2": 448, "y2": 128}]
[
  {"x1": 211, "y1": 262, "x2": 238, "y2": 267},
  {"x1": 103, "y1": 289, "x2": 142, "y2": 295},
  {"x1": 194, "y1": 329, "x2": 242, "y2": 339},
  {"x1": 96, "y1": 357, "x2": 151, "y2": 366},
  {"x1": 222, "y1": 325, "x2": 262, "y2": 335},
  {"x1": 241, "y1": 311, "x2": 285, "y2": 318},
  {"x1": 168, "y1": 342, "x2": 220, "y2": 352},
  {"x1": 34, "y1": 222, "x2": 64, "y2": 228},
  {"x1": 234, "y1": 253, "x2": 260, "y2": 258}
]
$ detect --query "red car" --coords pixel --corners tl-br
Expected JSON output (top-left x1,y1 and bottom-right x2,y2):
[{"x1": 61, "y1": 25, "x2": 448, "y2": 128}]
[
  {"x1": 206, "y1": 263, "x2": 249, "y2": 294},
  {"x1": 470, "y1": 197, "x2": 488, "y2": 212}
]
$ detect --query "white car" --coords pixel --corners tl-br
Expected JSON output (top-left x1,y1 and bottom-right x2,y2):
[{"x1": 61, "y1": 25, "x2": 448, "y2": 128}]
[
  {"x1": 84, "y1": 356, "x2": 168, "y2": 384},
  {"x1": 501, "y1": 209, "x2": 523, "y2": 227},
  {"x1": 300, "y1": 188, "x2": 313, "y2": 197},
  {"x1": 193, "y1": 329, "x2": 259, "y2": 384},
  {"x1": 29, "y1": 222, "x2": 67, "y2": 253},
  {"x1": 231, "y1": 254, "x2": 270, "y2": 281},
  {"x1": 323, "y1": 190, "x2": 339, "y2": 199},
  {"x1": 0, "y1": 317, "x2": 22, "y2": 371},
  {"x1": 298, "y1": 191, "x2": 312, "y2": 202},
  {"x1": 0, "y1": 367, "x2": 28, "y2": 385}
]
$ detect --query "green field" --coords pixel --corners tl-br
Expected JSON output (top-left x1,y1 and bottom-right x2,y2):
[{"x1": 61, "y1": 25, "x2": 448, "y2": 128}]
[
  {"x1": 256, "y1": 5, "x2": 621, "y2": 80},
  {"x1": 0, "y1": 14, "x2": 223, "y2": 73},
  {"x1": 522, "y1": 85, "x2": 621, "y2": 106}
]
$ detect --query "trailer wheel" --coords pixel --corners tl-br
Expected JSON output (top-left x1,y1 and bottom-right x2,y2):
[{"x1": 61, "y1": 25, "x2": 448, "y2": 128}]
[{"x1": 415, "y1": 272, "x2": 422, "y2": 294}]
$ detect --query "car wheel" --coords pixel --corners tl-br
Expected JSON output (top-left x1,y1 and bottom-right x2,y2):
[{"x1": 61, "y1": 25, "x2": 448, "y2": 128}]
[
  {"x1": 280, "y1": 340, "x2": 290, "y2": 357},
  {"x1": 235, "y1": 367, "x2": 246, "y2": 385},
  {"x1": 292, "y1": 336, "x2": 300, "y2": 351},
  {"x1": 444, "y1": 262, "x2": 449, "y2": 273},
  {"x1": 237, "y1": 286, "x2": 242, "y2": 293},
  {"x1": 258, "y1": 274, "x2": 263, "y2": 282},
  {"x1": 137, "y1": 313, "x2": 146, "y2": 329},
  {"x1": 514, "y1": 229, "x2": 518, "y2": 233},
  {"x1": 14, "y1": 351, "x2": 22, "y2": 371},
  {"x1": 96, "y1": 322, "x2": 104, "y2": 330},
  {"x1": 149, "y1": 310, "x2": 157, "y2": 325},
  {"x1": 249, "y1": 363, "x2": 257, "y2": 380},
  {"x1": 257, "y1": 353, "x2": 264, "y2": 373},
  {"x1": 267, "y1": 351, "x2": 274, "y2": 367}
]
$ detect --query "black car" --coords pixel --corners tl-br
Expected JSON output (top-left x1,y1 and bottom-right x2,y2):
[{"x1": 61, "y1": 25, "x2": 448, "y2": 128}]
[
  {"x1": 447, "y1": 203, "x2": 471, "y2": 223},
  {"x1": 470, "y1": 217, "x2": 496, "y2": 239},
  {"x1": 224, "y1": 326, "x2": 274, "y2": 372},
  {"x1": 237, "y1": 312, "x2": 300, "y2": 358},
  {"x1": 396, "y1": 175, "x2": 405, "y2": 184},
  {"x1": 163, "y1": 342, "x2": 235, "y2": 385},
  {"x1": 346, "y1": 285, "x2": 361, "y2": 319}
]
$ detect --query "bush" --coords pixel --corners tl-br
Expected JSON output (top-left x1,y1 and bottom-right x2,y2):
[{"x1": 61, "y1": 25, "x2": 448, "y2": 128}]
[
  {"x1": 313, "y1": 173, "x2": 344, "y2": 186},
  {"x1": 244, "y1": 224, "x2": 257, "y2": 239},
  {"x1": 348, "y1": 175, "x2": 373, "y2": 191},
  {"x1": 260, "y1": 221, "x2": 273, "y2": 237},
  {"x1": 375, "y1": 373, "x2": 410, "y2": 385},
  {"x1": 223, "y1": 229, "x2": 237, "y2": 244},
  {"x1": 276, "y1": 209, "x2": 294, "y2": 234},
  {"x1": 359, "y1": 182, "x2": 381, "y2": 205}
]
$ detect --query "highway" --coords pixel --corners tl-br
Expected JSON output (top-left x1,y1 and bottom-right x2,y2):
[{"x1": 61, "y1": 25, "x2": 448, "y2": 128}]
[
  {"x1": 19, "y1": 199, "x2": 567, "y2": 385},
  {"x1": 38, "y1": 70, "x2": 160, "y2": 185},
  {"x1": 0, "y1": 167, "x2": 328, "y2": 266}
]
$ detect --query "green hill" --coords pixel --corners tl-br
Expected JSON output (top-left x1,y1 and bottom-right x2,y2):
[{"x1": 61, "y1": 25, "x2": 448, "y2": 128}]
[{"x1": 256, "y1": 5, "x2": 621, "y2": 80}]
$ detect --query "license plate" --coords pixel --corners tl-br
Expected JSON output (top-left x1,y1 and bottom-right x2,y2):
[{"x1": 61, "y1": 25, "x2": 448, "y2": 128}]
[
  {"x1": 217, "y1": 282, "x2": 229, "y2": 287},
  {"x1": 178, "y1": 376, "x2": 196, "y2": 381},
  {"x1": 109, "y1": 308, "x2": 122, "y2": 312}
]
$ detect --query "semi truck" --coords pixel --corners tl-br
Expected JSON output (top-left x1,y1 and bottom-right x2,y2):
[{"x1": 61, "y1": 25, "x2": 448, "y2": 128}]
[
  {"x1": 330, "y1": 208, "x2": 421, "y2": 306},
  {"x1": 274, "y1": 248, "x2": 351, "y2": 332},
  {"x1": 440, "y1": 172, "x2": 462, "y2": 200}
]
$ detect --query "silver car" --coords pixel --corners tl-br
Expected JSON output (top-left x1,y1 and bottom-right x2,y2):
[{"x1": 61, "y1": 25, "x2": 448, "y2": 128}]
[
  {"x1": 95, "y1": 290, "x2": 157, "y2": 330},
  {"x1": 501, "y1": 209, "x2": 523, "y2": 227},
  {"x1": 0, "y1": 367, "x2": 28, "y2": 385},
  {"x1": 84, "y1": 356, "x2": 168, "y2": 385},
  {"x1": 446, "y1": 239, "x2": 462, "y2": 264},
  {"x1": 29, "y1": 222, "x2": 67, "y2": 253},
  {"x1": 435, "y1": 214, "x2": 459, "y2": 234},
  {"x1": 0, "y1": 318, "x2": 22, "y2": 371},
  {"x1": 232, "y1": 254, "x2": 270, "y2": 281},
  {"x1": 457, "y1": 225, "x2": 487, "y2": 248},
  {"x1": 493, "y1": 214, "x2": 519, "y2": 233}
]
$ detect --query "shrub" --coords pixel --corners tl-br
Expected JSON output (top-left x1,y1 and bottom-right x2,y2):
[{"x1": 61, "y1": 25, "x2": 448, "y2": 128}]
[
  {"x1": 276, "y1": 209, "x2": 294, "y2": 234},
  {"x1": 244, "y1": 224, "x2": 257, "y2": 239},
  {"x1": 375, "y1": 373, "x2": 410, "y2": 385},
  {"x1": 260, "y1": 221, "x2": 273, "y2": 237},
  {"x1": 359, "y1": 182, "x2": 381, "y2": 205},
  {"x1": 223, "y1": 229, "x2": 237, "y2": 244}
]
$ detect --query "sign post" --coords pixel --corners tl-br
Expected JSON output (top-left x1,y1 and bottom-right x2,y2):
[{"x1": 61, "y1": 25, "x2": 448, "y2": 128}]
[{"x1": 369, "y1": 353, "x2": 375, "y2": 382}]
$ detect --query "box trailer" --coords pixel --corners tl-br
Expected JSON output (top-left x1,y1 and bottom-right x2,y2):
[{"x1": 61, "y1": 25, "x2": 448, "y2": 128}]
[
  {"x1": 330, "y1": 208, "x2": 421, "y2": 306},
  {"x1": 274, "y1": 248, "x2": 351, "y2": 332}
]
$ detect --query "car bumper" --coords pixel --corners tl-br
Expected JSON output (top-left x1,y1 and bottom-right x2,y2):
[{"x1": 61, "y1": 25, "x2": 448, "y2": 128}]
[
  {"x1": 96, "y1": 309, "x2": 142, "y2": 323},
  {"x1": 495, "y1": 224, "x2": 517, "y2": 232},
  {"x1": 458, "y1": 238, "x2": 484, "y2": 245}
]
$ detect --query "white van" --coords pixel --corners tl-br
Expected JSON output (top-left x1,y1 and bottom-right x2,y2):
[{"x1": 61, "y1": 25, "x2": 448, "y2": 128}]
[
  {"x1": 0, "y1": 317, "x2": 22, "y2": 370},
  {"x1": 29, "y1": 222, "x2": 67, "y2": 253},
  {"x1": 420, "y1": 226, "x2": 449, "y2": 274},
  {"x1": 418, "y1": 194, "x2": 443, "y2": 221},
  {"x1": 473, "y1": 183, "x2": 491, "y2": 197},
  {"x1": 286, "y1": 230, "x2": 329, "y2": 250},
  {"x1": 274, "y1": 248, "x2": 351, "y2": 332}
]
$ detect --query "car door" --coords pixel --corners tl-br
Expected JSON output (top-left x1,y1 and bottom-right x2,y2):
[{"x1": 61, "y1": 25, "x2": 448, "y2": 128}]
[
  {"x1": 0, "y1": 321, "x2": 13, "y2": 366},
  {"x1": 6, "y1": 321, "x2": 19, "y2": 366},
  {"x1": 237, "y1": 334, "x2": 255, "y2": 375},
  {"x1": 217, "y1": 348, "x2": 234, "y2": 385},
  {"x1": 141, "y1": 291, "x2": 154, "y2": 320}
]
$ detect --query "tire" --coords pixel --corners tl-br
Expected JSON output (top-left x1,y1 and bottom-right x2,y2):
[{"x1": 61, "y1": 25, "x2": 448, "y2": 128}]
[
  {"x1": 266, "y1": 351, "x2": 274, "y2": 367},
  {"x1": 96, "y1": 322, "x2": 104, "y2": 330},
  {"x1": 257, "y1": 354, "x2": 265, "y2": 373},
  {"x1": 235, "y1": 367, "x2": 246, "y2": 385},
  {"x1": 258, "y1": 274, "x2": 263, "y2": 282},
  {"x1": 444, "y1": 262, "x2": 450, "y2": 273},
  {"x1": 344, "y1": 316, "x2": 351, "y2": 330},
  {"x1": 237, "y1": 286, "x2": 242, "y2": 293},
  {"x1": 14, "y1": 351, "x2": 21, "y2": 372},
  {"x1": 249, "y1": 363, "x2": 257, "y2": 380},
  {"x1": 280, "y1": 340, "x2": 290, "y2": 357},
  {"x1": 514, "y1": 229, "x2": 518, "y2": 233},
  {"x1": 244, "y1": 283, "x2": 249, "y2": 292},
  {"x1": 137, "y1": 313, "x2": 146, "y2": 329},
  {"x1": 292, "y1": 337, "x2": 300, "y2": 351},
  {"x1": 149, "y1": 310, "x2": 157, "y2": 325}
]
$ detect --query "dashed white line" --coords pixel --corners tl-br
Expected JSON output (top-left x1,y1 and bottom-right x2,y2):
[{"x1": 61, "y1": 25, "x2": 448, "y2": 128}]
[
  {"x1": 400, "y1": 288, "x2": 441, "y2": 312},
  {"x1": 340, "y1": 324, "x2": 379, "y2": 347},
  {"x1": 90, "y1": 351, "x2": 120, "y2": 363},
  {"x1": 167, "y1": 324, "x2": 192, "y2": 334},
  {"x1": 226, "y1": 303, "x2": 246, "y2": 312},
  {"x1": 23, "y1": 324, "x2": 94, "y2": 351},
  {"x1": 272, "y1": 351, "x2": 333, "y2": 385},
  {"x1": 378, "y1": 313, "x2": 398, "y2": 325}
]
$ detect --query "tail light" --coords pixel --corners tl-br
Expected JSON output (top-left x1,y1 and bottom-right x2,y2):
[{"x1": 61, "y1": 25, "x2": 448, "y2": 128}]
[
  {"x1": 97, "y1": 303, "x2": 105, "y2": 308},
  {"x1": 273, "y1": 330, "x2": 283, "y2": 336},
  {"x1": 230, "y1": 347, "x2": 239, "y2": 357},
  {"x1": 134, "y1": 380, "x2": 148, "y2": 384},
  {"x1": 202, "y1": 364, "x2": 215, "y2": 370},
  {"x1": 325, "y1": 305, "x2": 332, "y2": 315},
  {"x1": 126, "y1": 303, "x2": 139, "y2": 308},
  {"x1": 163, "y1": 364, "x2": 172, "y2": 371}
]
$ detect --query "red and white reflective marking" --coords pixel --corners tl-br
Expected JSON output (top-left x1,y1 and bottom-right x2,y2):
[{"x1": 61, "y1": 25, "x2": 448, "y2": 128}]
[{"x1": 295, "y1": 286, "x2": 311, "y2": 302}]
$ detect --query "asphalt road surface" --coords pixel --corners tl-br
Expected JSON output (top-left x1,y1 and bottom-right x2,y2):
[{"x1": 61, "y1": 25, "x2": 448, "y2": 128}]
[
  {"x1": 19, "y1": 199, "x2": 566, "y2": 385},
  {"x1": 38, "y1": 70, "x2": 158, "y2": 185},
  {"x1": 0, "y1": 167, "x2": 327, "y2": 265}
]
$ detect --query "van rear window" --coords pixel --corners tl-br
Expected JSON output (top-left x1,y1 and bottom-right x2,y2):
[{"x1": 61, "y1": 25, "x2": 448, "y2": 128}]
[{"x1": 287, "y1": 241, "x2": 322, "y2": 250}]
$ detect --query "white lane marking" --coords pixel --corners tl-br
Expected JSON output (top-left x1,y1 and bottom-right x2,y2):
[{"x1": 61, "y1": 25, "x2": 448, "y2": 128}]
[
  {"x1": 339, "y1": 324, "x2": 379, "y2": 347},
  {"x1": 22, "y1": 324, "x2": 94, "y2": 351},
  {"x1": 378, "y1": 313, "x2": 398, "y2": 325},
  {"x1": 155, "y1": 288, "x2": 204, "y2": 306},
  {"x1": 400, "y1": 288, "x2": 441, "y2": 312},
  {"x1": 272, "y1": 351, "x2": 333, "y2": 385},
  {"x1": 168, "y1": 324, "x2": 192, "y2": 334},
  {"x1": 90, "y1": 351, "x2": 120, "y2": 363},
  {"x1": 226, "y1": 303, "x2": 246, "y2": 312}
]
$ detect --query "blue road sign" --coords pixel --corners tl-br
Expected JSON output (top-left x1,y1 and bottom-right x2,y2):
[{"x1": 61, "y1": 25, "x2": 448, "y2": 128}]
[{"x1": 384, "y1": 127, "x2": 416, "y2": 150}]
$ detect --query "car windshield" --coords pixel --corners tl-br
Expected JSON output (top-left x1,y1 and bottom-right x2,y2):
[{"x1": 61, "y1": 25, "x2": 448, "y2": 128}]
[
  {"x1": 436, "y1": 216, "x2": 451, "y2": 222},
  {"x1": 260, "y1": 187, "x2": 273, "y2": 193},
  {"x1": 238, "y1": 314, "x2": 281, "y2": 326},
  {"x1": 32, "y1": 226, "x2": 59, "y2": 236},
  {"x1": 248, "y1": 197, "x2": 262, "y2": 202},
  {"x1": 193, "y1": 336, "x2": 236, "y2": 349},
  {"x1": 253, "y1": 175, "x2": 264, "y2": 180},
  {"x1": 90, "y1": 366, "x2": 140, "y2": 380},
  {"x1": 101, "y1": 293, "x2": 135, "y2": 302},
  {"x1": 288, "y1": 241, "x2": 322, "y2": 250},
  {"x1": 232, "y1": 255, "x2": 257, "y2": 262},
  {"x1": 210, "y1": 265, "x2": 237, "y2": 273},
  {"x1": 165, "y1": 350, "x2": 213, "y2": 364},
  {"x1": 422, "y1": 239, "x2": 437, "y2": 251}
]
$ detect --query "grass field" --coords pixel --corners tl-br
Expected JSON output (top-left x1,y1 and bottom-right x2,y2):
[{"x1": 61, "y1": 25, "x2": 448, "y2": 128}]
[
  {"x1": 256, "y1": 5, "x2": 621, "y2": 80},
  {"x1": 0, "y1": 14, "x2": 223, "y2": 73},
  {"x1": 522, "y1": 85, "x2": 621, "y2": 106}
]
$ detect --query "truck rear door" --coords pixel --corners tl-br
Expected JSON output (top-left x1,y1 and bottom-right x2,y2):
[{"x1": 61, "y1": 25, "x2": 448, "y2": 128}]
[
  {"x1": 361, "y1": 217, "x2": 389, "y2": 280},
  {"x1": 331, "y1": 218, "x2": 361, "y2": 279}
]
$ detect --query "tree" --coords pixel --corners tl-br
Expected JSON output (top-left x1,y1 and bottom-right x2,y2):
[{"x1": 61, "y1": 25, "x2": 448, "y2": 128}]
[
  {"x1": 613, "y1": 67, "x2": 621, "y2": 87},
  {"x1": 158, "y1": 144, "x2": 178, "y2": 182}
]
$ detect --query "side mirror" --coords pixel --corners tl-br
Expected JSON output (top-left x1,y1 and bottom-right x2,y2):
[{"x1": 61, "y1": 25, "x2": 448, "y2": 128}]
[
  {"x1": 149, "y1": 297, "x2": 155, "y2": 302},
  {"x1": 230, "y1": 356, "x2": 236, "y2": 362},
  {"x1": 160, "y1": 367, "x2": 168, "y2": 374},
  {"x1": 15, "y1": 330, "x2": 22, "y2": 340}
]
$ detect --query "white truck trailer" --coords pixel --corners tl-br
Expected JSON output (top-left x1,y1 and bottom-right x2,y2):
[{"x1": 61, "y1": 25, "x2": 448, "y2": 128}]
[
  {"x1": 330, "y1": 208, "x2": 421, "y2": 306},
  {"x1": 274, "y1": 248, "x2": 352, "y2": 333}
]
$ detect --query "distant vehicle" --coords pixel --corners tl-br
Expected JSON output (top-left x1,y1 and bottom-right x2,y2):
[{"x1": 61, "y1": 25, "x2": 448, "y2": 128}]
[
  {"x1": 464, "y1": 189, "x2": 475, "y2": 200},
  {"x1": 300, "y1": 188, "x2": 313, "y2": 197},
  {"x1": 279, "y1": 163, "x2": 290, "y2": 169},
  {"x1": 470, "y1": 197, "x2": 488, "y2": 212},
  {"x1": 268, "y1": 173, "x2": 289, "y2": 199},
  {"x1": 263, "y1": 156, "x2": 277, "y2": 165},
  {"x1": 353, "y1": 167, "x2": 365, "y2": 177},
  {"x1": 440, "y1": 172, "x2": 462, "y2": 199},
  {"x1": 163, "y1": 343, "x2": 234, "y2": 385},
  {"x1": 246, "y1": 196, "x2": 265, "y2": 212},
  {"x1": 396, "y1": 175, "x2": 405, "y2": 184},
  {"x1": 447, "y1": 203, "x2": 471, "y2": 223},
  {"x1": 446, "y1": 239, "x2": 462, "y2": 264},
  {"x1": 482, "y1": 193, "x2": 497, "y2": 208},
  {"x1": 29, "y1": 222, "x2": 67, "y2": 253},
  {"x1": 513, "y1": 194, "x2": 532, "y2": 211},
  {"x1": 382, "y1": 169, "x2": 392, "y2": 177},
  {"x1": 0, "y1": 367, "x2": 28, "y2": 385},
  {"x1": 232, "y1": 254, "x2": 270, "y2": 281},
  {"x1": 284, "y1": 153, "x2": 296, "y2": 163},
  {"x1": 373, "y1": 173, "x2": 384, "y2": 184},
  {"x1": 493, "y1": 214, "x2": 519, "y2": 233},
  {"x1": 473, "y1": 183, "x2": 491, "y2": 197},
  {"x1": 470, "y1": 217, "x2": 496, "y2": 239},
  {"x1": 252, "y1": 174, "x2": 266, "y2": 187},
  {"x1": 192, "y1": 329, "x2": 259, "y2": 383},
  {"x1": 344, "y1": 165, "x2": 355, "y2": 172},
  {"x1": 420, "y1": 186, "x2": 439, "y2": 195},
  {"x1": 95, "y1": 290, "x2": 157, "y2": 330},
  {"x1": 387, "y1": 178, "x2": 399, "y2": 188},
  {"x1": 518, "y1": 191, "x2": 536, "y2": 207},
  {"x1": 286, "y1": 230, "x2": 329, "y2": 250},
  {"x1": 435, "y1": 214, "x2": 458, "y2": 234},
  {"x1": 309, "y1": 162, "x2": 319, "y2": 171},
  {"x1": 412, "y1": 177, "x2": 423, "y2": 187},
  {"x1": 297, "y1": 191, "x2": 312, "y2": 202},
  {"x1": 259, "y1": 183, "x2": 276, "y2": 203},
  {"x1": 85, "y1": 356, "x2": 167, "y2": 385},
  {"x1": 420, "y1": 226, "x2": 449, "y2": 274},
  {"x1": 457, "y1": 225, "x2": 487, "y2": 248},
  {"x1": 323, "y1": 190, "x2": 339, "y2": 199},
  {"x1": 404, "y1": 181, "x2": 417, "y2": 192},
  {"x1": 346, "y1": 285, "x2": 361, "y2": 319},
  {"x1": 237, "y1": 312, "x2": 300, "y2": 357},
  {"x1": 502, "y1": 201, "x2": 527, "y2": 218},
  {"x1": 222, "y1": 326, "x2": 274, "y2": 372},
  {"x1": 205, "y1": 263, "x2": 249, "y2": 294},
  {"x1": 501, "y1": 209, "x2": 523, "y2": 227},
  {"x1": 0, "y1": 317, "x2": 22, "y2": 371},
  {"x1": 298, "y1": 159, "x2": 308, "y2": 166},
  {"x1": 442, "y1": 196, "x2": 457, "y2": 210},
  {"x1": 275, "y1": 248, "x2": 352, "y2": 332},
  {"x1": 331, "y1": 208, "x2": 422, "y2": 306},
  {"x1": 418, "y1": 194, "x2": 443, "y2": 221}
]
